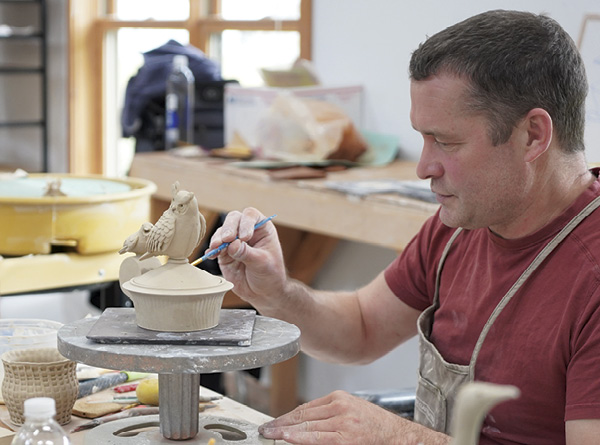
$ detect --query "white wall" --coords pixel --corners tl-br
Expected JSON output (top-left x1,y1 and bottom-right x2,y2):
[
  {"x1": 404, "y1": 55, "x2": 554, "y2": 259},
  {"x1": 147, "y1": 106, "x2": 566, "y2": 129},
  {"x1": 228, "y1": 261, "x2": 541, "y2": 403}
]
[
  {"x1": 313, "y1": 0, "x2": 600, "y2": 162},
  {"x1": 298, "y1": 0, "x2": 600, "y2": 403}
]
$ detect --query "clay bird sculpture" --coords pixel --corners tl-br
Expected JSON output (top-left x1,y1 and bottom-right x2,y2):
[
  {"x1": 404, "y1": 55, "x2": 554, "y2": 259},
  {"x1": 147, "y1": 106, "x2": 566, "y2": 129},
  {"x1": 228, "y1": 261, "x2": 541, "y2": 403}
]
[
  {"x1": 139, "y1": 182, "x2": 206, "y2": 261},
  {"x1": 450, "y1": 382, "x2": 520, "y2": 445},
  {"x1": 119, "y1": 222, "x2": 154, "y2": 255}
]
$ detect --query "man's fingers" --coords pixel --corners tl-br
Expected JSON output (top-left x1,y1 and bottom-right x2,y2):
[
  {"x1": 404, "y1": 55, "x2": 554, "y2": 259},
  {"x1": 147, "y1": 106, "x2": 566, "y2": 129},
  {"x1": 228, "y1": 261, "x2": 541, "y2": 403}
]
[
  {"x1": 260, "y1": 394, "x2": 341, "y2": 432},
  {"x1": 238, "y1": 208, "x2": 265, "y2": 241}
]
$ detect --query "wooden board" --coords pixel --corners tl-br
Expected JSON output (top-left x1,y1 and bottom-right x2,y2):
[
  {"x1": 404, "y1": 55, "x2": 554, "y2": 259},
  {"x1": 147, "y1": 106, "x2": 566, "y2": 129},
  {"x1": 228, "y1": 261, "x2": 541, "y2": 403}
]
[
  {"x1": 86, "y1": 308, "x2": 256, "y2": 346},
  {"x1": 72, "y1": 399, "x2": 123, "y2": 419}
]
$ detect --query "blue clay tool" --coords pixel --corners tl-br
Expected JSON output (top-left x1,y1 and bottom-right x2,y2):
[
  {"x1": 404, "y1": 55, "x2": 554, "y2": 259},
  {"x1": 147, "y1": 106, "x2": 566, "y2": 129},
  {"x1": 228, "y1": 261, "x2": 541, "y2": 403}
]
[{"x1": 192, "y1": 214, "x2": 276, "y2": 266}]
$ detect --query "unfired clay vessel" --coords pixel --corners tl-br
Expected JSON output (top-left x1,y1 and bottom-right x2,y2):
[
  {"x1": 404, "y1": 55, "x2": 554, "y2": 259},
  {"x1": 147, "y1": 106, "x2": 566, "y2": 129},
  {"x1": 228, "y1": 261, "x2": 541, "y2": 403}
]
[
  {"x1": 119, "y1": 182, "x2": 233, "y2": 332},
  {"x1": 450, "y1": 382, "x2": 520, "y2": 445}
]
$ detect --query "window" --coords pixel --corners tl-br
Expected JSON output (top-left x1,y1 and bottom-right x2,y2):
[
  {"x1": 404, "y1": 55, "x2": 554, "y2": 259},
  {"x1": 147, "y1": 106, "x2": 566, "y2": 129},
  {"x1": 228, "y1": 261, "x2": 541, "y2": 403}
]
[{"x1": 69, "y1": 0, "x2": 312, "y2": 176}]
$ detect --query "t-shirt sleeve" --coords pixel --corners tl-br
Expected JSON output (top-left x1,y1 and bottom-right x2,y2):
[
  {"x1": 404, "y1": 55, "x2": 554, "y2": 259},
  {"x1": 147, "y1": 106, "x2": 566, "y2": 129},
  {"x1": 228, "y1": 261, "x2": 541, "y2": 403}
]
[
  {"x1": 565, "y1": 285, "x2": 600, "y2": 421},
  {"x1": 384, "y1": 211, "x2": 451, "y2": 312}
]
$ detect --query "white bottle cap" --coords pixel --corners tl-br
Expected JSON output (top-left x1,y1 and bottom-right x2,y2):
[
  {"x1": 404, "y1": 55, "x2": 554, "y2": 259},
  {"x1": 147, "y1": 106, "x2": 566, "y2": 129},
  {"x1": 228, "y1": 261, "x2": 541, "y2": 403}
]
[
  {"x1": 24, "y1": 397, "x2": 56, "y2": 419},
  {"x1": 173, "y1": 55, "x2": 189, "y2": 68}
]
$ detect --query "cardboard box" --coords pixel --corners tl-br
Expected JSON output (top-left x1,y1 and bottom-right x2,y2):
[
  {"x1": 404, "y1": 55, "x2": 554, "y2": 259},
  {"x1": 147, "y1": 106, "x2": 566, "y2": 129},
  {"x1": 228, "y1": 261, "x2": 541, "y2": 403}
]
[{"x1": 224, "y1": 84, "x2": 363, "y2": 149}]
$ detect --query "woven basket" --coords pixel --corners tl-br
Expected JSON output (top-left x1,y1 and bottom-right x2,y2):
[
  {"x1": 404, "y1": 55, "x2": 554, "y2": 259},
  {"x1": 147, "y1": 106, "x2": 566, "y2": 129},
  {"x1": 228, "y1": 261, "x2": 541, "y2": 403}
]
[{"x1": 1, "y1": 348, "x2": 78, "y2": 425}]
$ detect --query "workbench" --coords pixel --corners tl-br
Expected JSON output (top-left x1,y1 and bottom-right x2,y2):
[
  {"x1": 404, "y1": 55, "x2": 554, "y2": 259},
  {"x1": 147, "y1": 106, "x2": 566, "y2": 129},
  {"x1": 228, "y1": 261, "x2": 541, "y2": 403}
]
[
  {"x1": 129, "y1": 151, "x2": 439, "y2": 417},
  {"x1": 130, "y1": 152, "x2": 437, "y2": 252},
  {"x1": 0, "y1": 385, "x2": 287, "y2": 445}
]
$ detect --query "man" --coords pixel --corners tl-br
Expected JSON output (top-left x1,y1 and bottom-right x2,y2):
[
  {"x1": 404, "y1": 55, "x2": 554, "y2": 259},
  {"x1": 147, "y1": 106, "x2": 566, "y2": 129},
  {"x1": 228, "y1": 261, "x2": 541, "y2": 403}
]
[{"x1": 206, "y1": 10, "x2": 600, "y2": 444}]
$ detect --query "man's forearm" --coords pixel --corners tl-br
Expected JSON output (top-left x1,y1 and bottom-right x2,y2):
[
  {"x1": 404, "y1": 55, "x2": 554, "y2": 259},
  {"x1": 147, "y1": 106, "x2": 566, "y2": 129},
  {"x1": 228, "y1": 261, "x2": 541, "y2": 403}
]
[
  {"x1": 272, "y1": 278, "x2": 370, "y2": 364},
  {"x1": 397, "y1": 419, "x2": 452, "y2": 445}
]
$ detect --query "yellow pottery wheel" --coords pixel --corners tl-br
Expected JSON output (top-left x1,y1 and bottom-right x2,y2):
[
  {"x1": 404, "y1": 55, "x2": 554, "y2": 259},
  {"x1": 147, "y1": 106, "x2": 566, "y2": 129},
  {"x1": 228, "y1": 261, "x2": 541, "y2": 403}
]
[{"x1": 0, "y1": 174, "x2": 156, "y2": 256}]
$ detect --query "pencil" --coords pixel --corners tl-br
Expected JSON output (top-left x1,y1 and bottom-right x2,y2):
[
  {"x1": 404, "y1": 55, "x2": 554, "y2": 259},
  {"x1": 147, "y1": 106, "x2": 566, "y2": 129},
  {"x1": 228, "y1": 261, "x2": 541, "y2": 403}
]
[{"x1": 192, "y1": 214, "x2": 276, "y2": 266}]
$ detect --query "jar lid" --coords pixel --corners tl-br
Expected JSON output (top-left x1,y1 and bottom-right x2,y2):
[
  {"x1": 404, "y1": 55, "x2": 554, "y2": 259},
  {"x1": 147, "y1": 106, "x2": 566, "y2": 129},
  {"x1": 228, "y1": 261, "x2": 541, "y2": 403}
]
[{"x1": 123, "y1": 260, "x2": 233, "y2": 296}]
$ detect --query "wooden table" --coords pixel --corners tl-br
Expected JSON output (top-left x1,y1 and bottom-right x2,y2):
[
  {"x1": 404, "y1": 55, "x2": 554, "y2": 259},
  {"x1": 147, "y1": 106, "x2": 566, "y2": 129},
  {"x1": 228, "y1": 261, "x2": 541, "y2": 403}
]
[{"x1": 129, "y1": 151, "x2": 439, "y2": 417}]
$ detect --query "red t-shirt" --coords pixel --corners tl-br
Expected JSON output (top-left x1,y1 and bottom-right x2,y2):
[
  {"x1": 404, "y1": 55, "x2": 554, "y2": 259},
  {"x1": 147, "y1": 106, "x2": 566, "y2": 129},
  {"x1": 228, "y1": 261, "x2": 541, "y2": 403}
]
[{"x1": 384, "y1": 177, "x2": 600, "y2": 444}]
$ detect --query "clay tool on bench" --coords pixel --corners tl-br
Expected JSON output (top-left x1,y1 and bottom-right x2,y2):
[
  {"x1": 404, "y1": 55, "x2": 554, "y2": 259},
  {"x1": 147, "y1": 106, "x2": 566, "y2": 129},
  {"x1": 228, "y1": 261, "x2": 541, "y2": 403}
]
[
  {"x1": 192, "y1": 214, "x2": 276, "y2": 266},
  {"x1": 78, "y1": 371, "x2": 148, "y2": 398},
  {"x1": 70, "y1": 407, "x2": 160, "y2": 433}
]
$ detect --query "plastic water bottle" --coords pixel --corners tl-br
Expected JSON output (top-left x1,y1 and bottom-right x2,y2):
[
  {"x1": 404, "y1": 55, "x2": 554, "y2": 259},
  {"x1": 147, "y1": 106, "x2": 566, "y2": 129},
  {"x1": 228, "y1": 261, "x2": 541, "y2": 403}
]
[
  {"x1": 165, "y1": 54, "x2": 195, "y2": 149},
  {"x1": 11, "y1": 397, "x2": 70, "y2": 445}
]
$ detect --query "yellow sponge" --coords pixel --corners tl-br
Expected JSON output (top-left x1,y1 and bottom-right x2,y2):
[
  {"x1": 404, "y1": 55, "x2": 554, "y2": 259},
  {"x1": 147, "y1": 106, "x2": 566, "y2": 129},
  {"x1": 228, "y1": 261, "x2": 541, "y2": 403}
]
[{"x1": 136, "y1": 378, "x2": 159, "y2": 405}]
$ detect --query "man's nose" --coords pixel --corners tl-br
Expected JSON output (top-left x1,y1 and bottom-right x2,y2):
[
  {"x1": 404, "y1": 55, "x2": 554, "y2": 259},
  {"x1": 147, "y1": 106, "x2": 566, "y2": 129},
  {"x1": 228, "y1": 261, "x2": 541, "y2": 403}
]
[{"x1": 416, "y1": 142, "x2": 443, "y2": 180}]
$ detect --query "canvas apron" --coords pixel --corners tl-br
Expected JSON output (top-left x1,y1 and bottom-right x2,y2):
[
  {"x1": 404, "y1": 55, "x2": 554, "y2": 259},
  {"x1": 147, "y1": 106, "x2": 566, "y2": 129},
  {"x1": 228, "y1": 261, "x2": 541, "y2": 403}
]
[{"x1": 413, "y1": 195, "x2": 600, "y2": 433}]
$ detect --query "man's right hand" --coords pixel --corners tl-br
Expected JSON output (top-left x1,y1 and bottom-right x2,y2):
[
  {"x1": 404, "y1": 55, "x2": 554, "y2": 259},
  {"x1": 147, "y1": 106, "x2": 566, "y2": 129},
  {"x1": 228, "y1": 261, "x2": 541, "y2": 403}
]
[{"x1": 207, "y1": 208, "x2": 288, "y2": 315}]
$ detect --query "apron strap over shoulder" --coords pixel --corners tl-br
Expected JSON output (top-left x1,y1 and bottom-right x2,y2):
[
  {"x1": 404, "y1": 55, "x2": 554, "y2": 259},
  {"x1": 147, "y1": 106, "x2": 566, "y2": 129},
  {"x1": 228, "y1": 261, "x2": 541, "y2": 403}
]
[
  {"x1": 432, "y1": 228, "x2": 464, "y2": 308},
  {"x1": 468, "y1": 194, "x2": 600, "y2": 378}
]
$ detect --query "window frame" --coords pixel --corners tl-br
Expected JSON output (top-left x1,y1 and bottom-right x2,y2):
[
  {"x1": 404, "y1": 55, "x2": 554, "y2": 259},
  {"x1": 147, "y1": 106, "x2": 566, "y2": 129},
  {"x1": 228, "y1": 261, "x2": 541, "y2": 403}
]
[{"x1": 68, "y1": 0, "x2": 312, "y2": 174}]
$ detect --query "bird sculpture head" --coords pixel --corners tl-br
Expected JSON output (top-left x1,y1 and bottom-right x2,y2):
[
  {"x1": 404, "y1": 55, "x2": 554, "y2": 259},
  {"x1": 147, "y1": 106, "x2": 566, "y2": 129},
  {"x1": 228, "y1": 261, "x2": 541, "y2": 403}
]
[
  {"x1": 119, "y1": 221, "x2": 154, "y2": 255},
  {"x1": 170, "y1": 181, "x2": 195, "y2": 216}
]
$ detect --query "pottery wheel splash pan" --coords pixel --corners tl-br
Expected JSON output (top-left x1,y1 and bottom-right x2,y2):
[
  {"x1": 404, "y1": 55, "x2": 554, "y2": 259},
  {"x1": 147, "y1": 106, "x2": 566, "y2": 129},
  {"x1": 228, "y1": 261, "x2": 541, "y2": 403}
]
[
  {"x1": 86, "y1": 308, "x2": 256, "y2": 346},
  {"x1": 0, "y1": 174, "x2": 156, "y2": 256}
]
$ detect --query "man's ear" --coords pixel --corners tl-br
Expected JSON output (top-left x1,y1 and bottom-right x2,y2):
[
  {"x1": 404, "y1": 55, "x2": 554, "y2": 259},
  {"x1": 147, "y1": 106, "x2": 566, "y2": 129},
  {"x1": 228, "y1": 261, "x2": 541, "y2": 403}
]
[{"x1": 521, "y1": 108, "x2": 553, "y2": 163}]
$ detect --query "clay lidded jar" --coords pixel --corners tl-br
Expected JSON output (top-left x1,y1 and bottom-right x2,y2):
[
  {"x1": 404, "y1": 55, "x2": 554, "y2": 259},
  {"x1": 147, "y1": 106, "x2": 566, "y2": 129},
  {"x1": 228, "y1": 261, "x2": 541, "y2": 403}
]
[{"x1": 1, "y1": 347, "x2": 78, "y2": 425}]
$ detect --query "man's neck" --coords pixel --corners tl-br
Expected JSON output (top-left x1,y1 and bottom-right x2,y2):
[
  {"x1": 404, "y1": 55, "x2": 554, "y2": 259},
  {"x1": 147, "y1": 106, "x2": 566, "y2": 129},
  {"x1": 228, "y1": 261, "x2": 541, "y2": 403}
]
[{"x1": 491, "y1": 153, "x2": 594, "y2": 239}]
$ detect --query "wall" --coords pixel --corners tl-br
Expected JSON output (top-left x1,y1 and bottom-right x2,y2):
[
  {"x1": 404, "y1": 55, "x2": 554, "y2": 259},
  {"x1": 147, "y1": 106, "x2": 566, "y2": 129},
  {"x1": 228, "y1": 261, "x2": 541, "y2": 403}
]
[
  {"x1": 298, "y1": 0, "x2": 600, "y2": 403},
  {"x1": 313, "y1": 0, "x2": 600, "y2": 162}
]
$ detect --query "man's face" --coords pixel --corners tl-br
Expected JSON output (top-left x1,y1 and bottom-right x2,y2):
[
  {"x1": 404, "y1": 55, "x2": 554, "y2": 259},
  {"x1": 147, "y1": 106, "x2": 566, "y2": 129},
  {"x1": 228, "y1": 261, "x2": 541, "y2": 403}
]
[{"x1": 410, "y1": 73, "x2": 529, "y2": 234}]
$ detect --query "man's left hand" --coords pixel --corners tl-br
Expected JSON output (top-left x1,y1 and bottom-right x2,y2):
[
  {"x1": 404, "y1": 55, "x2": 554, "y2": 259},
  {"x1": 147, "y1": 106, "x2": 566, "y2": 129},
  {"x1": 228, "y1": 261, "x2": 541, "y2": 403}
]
[{"x1": 258, "y1": 390, "x2": 450, "y2": 445}]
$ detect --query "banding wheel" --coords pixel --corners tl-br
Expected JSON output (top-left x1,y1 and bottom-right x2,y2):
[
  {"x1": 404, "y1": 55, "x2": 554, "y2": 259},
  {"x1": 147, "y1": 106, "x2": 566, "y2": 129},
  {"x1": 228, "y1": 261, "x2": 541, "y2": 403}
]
[{"x1": 58, "y1": 315, "x2": 300, "y2": 443}]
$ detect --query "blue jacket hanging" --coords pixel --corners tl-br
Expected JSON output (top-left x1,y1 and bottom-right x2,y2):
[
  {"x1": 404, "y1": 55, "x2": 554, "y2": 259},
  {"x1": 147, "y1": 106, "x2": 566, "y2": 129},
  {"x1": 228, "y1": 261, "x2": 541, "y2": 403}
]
[{"x1": 121, "y1": 39, "x2": 222, "y2": 137}]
